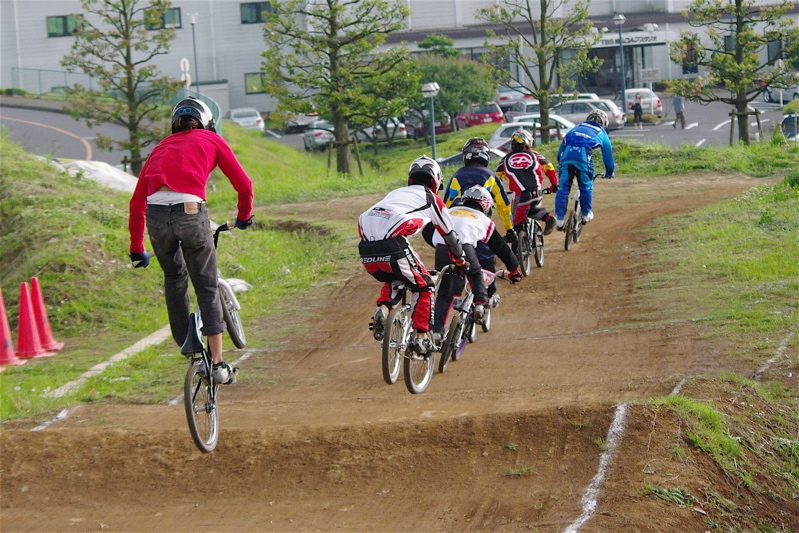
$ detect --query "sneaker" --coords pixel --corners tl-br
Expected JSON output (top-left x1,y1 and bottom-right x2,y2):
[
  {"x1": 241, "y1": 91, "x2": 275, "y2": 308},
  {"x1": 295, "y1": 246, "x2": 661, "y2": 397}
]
[
  {"x1": 473, "y1": 304, "x2": 485, "y2": 323},
  {"x1": 370, "y1": 306, "x2": 387, "y2": 340},
  {"x1": 544, "y1": 217, "x2": 556, "y2": 235},
  {"x1": 413, "y1": 336, "x2": 435, "y2": 356},
  {"x1": 431, "y1": 329, "x2": 444, "y2": 347},
  {"x1": 556, "y1": 218, "x2": 565, "y2": 231},
  {"x1": 489, "y1": 294, "x2": 501, "y2": 308},
  {"x1": 581, "y1": 211, "x2": 594, "y2": 224},
  {"x1": 212, "y1": 361, "x2": 238, "y2": 385}
]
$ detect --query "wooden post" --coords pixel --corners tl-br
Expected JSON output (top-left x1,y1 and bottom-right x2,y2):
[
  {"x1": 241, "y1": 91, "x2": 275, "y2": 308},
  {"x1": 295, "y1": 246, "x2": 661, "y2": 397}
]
[
  {"x1": 352, "y1": 137, "x2": 364, "y2": 176},
  {"x1": 755, "y1": 109, "x2": 763, "y2": 141},
  {"x1": 327, "y1": 141, "x2": 333, "y2": 170},
  {"x1": 729, "y1": 110, "x2": 736, "y2": 146}
]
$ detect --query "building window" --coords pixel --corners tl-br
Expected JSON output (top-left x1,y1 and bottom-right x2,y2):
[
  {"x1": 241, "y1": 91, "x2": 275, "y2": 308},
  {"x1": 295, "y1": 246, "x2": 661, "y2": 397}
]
[
  {"x1": 146, "y1": 8, "x2": 182, "y2": 30},
  {"x1": 681, "y1": 42, "x2": 698, "y2": 75},
  {"x1": 47, "y1": 15, "x2": 83, "y2": 37},
  {"x1": 240, "y1": 2, "x2": 274, "y2": 24},
  {"x1": 245, "y1": 73, "x2": 268, "y2": 94}
]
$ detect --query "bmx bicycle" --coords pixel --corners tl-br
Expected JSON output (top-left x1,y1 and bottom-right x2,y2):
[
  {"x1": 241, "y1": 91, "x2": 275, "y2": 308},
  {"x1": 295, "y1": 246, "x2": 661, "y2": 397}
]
[
  {"x1": 510, "y1": 192, "x2": 547, "y2": 276},
  {"x1": 181, "y1": 222, "x2": 246, "y2": 453},
  {"x1": 564, "y1": 173, "x2": 607, "y2": 251},
  {"x1": 438, "y1": 268, "x2": 508, "y2": 374},
  {"x1": 378, "y1": 275, "x2": 442, "y2": 394}
]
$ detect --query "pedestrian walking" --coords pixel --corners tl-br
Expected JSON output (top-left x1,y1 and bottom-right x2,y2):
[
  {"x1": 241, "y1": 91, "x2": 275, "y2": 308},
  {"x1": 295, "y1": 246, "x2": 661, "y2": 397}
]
[{"x1": 673, "y1": 95, "x2": 686, "y2": 129}]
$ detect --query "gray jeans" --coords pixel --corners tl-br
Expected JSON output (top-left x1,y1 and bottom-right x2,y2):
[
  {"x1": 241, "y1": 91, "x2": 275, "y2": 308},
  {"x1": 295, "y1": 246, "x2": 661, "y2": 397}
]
[{"x1": 146, "y1": 203, "x2": 225, "y2": 346}]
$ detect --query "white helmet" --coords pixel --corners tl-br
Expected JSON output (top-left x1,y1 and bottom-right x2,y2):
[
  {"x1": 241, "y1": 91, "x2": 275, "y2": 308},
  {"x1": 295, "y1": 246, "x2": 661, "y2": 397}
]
[
  {"x1": 171, "y1": 96, "x2": 216, "y2": 131},
  {"x1": 586, "y1": 109, "x2": 609, "y2": 129},
  {"x1": 408, "y1": 155, "x2": 443, "y2": 191},
  {"x1": 461, "y1": 185, "x2": 495, "y2": 214}
]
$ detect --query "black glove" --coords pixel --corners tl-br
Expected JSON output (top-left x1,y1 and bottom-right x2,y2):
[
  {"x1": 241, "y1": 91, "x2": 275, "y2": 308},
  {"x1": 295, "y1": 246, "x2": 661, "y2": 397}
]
[
  {"x1": 548, "y1": 184, "x2": 559, "y2": 194},
  {"x1": 235, "y1": 216, "x2": 254, "y2": 230},
  {"x1": 504, "y1": 230, "x2": 517, "y2": 245},
  {"x1": 508, "y1": 267, "x2": 523, "y2": 284},
  {"x1": 130, "y1": 251, "x2": 150, "y2": 268}
]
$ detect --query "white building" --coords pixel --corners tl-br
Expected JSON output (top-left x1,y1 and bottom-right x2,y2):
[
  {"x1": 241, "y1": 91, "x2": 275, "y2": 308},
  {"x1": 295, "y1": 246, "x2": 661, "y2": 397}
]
[{"x1": 1, "y1": 0, "x2": 796, "y2": 115}]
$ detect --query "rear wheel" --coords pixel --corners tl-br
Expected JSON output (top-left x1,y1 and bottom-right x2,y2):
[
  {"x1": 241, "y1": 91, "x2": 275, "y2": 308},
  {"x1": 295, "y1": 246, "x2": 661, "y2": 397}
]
[
  {"x1": 564, "y1": 211, "x2": 575, "y2": 250},
  {"x1": 184, "y1": 360, "x2": 219, "y2": 453},
  {"x1": 533, "y1": 222, "x2": 545, "y2": 267},
  {"x1": 404, "y1": 343, "x2": 435, "y2": 394},
  {"x1": 219, "y1": 282, "x2": 246, "y2": 349},
  {"x1": 481, "y1": 306, "x2": 491, "y2": 332},
  {"x1": 382, "y1": 305, "x2": 409, "y2": 385},
  {"x1": 574, "y1": 214, "x2": 584, "y2": 243}
]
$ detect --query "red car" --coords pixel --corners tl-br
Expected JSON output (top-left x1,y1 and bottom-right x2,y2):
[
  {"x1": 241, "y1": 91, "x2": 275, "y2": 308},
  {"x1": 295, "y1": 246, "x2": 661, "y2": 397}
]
[{"x1": 455, "y1": 102, "x2": 505, "y2": 129}]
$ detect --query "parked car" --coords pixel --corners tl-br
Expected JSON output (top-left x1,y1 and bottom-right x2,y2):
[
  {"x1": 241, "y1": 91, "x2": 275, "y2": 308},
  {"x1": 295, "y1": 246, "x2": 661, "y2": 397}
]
[
  {"x1": 354, "y1": 117, "x2": 407, "y2": 142},
  {"x1": 403, "y1": 109, "x2": 453, "y2": 138},
  {"x1": 488, "y1": 121, "x2": 565, "y2": 148},
  {"x1": 455, "y1": 102, "x2": 505, "y2": 129},
  {"x1": 225, "y1": 107, "x2": 264, "y2": 133},
  {"x1": 495, "y1": 85, "x2": 532, "y2": 112},
  {"x1": 780, "y1": 113, "x2": 799, "y2": 140},
  {"x1": 284, "y1": 112, "x2": 319, "y2": 133},
  {"x1": 504, "y1": 100, "x2": 541, "y2": 122},
  {"x1": 302, "y1": 120, "x2": 335, "y2": 151},
  {"x1": 551, "y1": 99, "x2": 625, "y2": 130},
  {"x1": 615, "y1": 88, "x2": 663, "y2": 118},
  {"x1": 508, "y1": 113, "x2": 576, "y2": 136},
  {"x1": 437, "y1": 146, "x2": 507, "y2": 169}
]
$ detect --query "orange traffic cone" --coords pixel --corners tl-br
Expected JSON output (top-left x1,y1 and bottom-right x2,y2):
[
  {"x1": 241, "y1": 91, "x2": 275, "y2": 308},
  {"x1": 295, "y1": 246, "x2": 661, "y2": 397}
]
[
  {"x1": 30, "y1": 277, "x2": 64, "y2": 352},
  {"x1": 15, "y1": 282, "x2": 50, "y2": 359},
  {"x1": 0, "y1": 289, "x2": 26, "y2": 367}
]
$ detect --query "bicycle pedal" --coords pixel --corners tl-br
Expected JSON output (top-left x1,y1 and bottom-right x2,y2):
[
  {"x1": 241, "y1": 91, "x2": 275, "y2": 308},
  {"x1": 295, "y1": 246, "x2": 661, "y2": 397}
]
[{"x1": 369, "y1": 321, "x2": 384, "y2": 341}]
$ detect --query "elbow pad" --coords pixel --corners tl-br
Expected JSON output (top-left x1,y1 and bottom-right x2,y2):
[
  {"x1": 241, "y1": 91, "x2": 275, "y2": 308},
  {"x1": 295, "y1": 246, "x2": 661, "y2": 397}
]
[{"x1": 442, "y1": 230, "x2": 463, "y2": 258}]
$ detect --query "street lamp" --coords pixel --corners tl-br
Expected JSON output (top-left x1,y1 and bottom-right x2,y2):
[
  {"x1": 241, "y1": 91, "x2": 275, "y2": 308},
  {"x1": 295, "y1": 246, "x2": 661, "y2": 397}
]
[
  {"x1": 614, "y1": 14, "x2": 627, "y2": 120},
  {"x1": 190, "y1": 14, "x2": 200, "y2": 95},
  {"x1": 421, "y1": 82, "x2": 440, "y2": 160}
]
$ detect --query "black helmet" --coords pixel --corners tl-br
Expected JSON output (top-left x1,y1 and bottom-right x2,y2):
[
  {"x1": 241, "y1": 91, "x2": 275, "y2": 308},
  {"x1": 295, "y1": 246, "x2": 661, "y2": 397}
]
[
  {"x1": 171, "y1": 96, "x2": 216, "y2": 132},
  {"x1": 462, "y1": 137, "x2": 491, "y2": 165}
]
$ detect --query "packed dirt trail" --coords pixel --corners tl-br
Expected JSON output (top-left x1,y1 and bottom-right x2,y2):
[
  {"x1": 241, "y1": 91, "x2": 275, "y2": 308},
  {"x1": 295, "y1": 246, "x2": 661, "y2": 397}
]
[{"x1": 2, "y1": 173, "x2": 791, "y2": 532}]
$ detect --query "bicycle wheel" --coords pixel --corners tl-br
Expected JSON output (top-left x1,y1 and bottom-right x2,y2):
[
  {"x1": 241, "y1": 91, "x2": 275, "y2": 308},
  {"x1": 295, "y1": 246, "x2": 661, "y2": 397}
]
[
  {"x1": 481, "y1": 306, "x2": 491, "y2": 332},
  {"x1": 404, "y1": 342, "x2": 435, "y2": 394},
  {"x1": 382, "y1": 305, "x2": 410, "y2": 384},
  {"x1": 439, "y1": 314, "x2": 461, "y2": 373},
  {"x1": 219, "y1": 281, "x2": 246, "y2": 349},
  {"x1": 564, "y1": 211, "x2": 575, "y2": 251},
  {"x1": 184, "y1": 359, "x2": 219, "y2": 453},
  {"x1": 517, "y1": 229, "x2": 533, "y2": 276},
  {"x1": 574, "y1": 215, "x2": 584, "y2": 243},
  {"x1": 533, "y1": 222, "x2": 545, "y2": 267},
  {"x1": 467, "y1": 313, "x2": 477, "y2": 343}
]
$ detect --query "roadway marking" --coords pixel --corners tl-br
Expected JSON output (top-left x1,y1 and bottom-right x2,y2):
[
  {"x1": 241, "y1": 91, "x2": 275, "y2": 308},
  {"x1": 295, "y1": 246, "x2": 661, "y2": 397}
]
[
  {"x1": 265, "y1": 129, "x2": 282, "y2": 138},
  {"x1": 0, "y1": 115, "x2": 94, "y2": 160},
  {"x1": 696, "y1": 139, "x2": 707, "y2": 147}
]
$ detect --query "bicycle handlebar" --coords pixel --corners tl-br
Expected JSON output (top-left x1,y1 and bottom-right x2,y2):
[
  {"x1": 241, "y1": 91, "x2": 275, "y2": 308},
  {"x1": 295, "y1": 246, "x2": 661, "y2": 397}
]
[{"x1": 213, "y1": 222, "x2": 233, "y2": 248}]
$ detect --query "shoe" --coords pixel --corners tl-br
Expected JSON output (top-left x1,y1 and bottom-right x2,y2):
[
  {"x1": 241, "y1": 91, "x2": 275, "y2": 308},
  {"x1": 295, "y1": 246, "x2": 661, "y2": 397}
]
[
  {"x1": 556, "y1": 218, "x2": 565, "y2": 231},
  {"x1": 413, "y1": 336, "x2": 435, "y2": 356},
  {"x1": 473, "y1": 304, "x2": 485, "y2": 323},
  {"x1": 581, "y1": 211, "x2": 594, "y2": 224},
  {"x1": 370, "y1": 306, "x2": 387, "y2": 340},
  {"x1": 673, "y1": 123, "x2": 677, "y2": 128},
  {"x1": 212, "y1": 361, "x2": 238, "y2": 385},
  {"x1": 489, "y1": 294, "x2": 501, "y2": 308},
  {"x1": 431, "y1": 329, "x2": 444, "y2": 347},
  {"x1": 544, "y1": 217, "x2": 556, "y2": 235}
]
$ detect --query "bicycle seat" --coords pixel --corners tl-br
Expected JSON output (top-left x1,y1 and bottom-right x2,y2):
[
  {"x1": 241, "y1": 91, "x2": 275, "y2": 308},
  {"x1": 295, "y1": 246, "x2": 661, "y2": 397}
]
[{"x1": 180, "y1": 312, "x2": 205, "y2": 356}]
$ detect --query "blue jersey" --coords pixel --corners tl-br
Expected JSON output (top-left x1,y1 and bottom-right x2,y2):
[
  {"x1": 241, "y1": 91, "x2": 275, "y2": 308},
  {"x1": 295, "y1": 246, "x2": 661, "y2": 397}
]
[{"x1": 557, "y1": 121, "x2": 615, "y2": 177}]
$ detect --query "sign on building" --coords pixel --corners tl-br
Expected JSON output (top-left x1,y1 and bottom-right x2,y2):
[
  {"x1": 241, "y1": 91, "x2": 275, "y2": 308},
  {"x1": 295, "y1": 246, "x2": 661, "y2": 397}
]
[{"x1": 640, "y1": 68, "x2": 661, "y2": 83}]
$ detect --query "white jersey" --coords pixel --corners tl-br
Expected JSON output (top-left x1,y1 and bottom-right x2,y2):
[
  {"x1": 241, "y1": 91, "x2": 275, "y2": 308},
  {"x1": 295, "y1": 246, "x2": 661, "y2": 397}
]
[
  {"x1": 431, "y1": 206, "x2": 494, "y2": 247},
  {"x1": 359, "y1": 184, "x2": 454, "y2": 241}
]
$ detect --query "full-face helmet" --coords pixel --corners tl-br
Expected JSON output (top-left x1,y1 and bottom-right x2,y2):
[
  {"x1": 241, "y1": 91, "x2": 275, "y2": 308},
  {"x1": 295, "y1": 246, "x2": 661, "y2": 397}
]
[
  {"x1": 408, "y1": 155, "x2": 443, "y2": 191},
  {"x1": 586, "y1": 109, "x2": 609, "y2": 129},
  {"x1": 461, "y1": 185, "x2": 495, "y2": 215},
  {"x1": 510, "y1": 129, "x2": 534, "y2": 151},
  {"x1": 462, "y1": 137, "x2": 491, "y2": 166}
]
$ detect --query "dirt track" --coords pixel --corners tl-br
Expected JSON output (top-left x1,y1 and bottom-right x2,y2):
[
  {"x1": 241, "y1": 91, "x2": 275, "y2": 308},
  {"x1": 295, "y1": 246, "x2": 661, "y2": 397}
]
[{"x1": 2, "y1": 173, "x2": 796, "y2": 532}]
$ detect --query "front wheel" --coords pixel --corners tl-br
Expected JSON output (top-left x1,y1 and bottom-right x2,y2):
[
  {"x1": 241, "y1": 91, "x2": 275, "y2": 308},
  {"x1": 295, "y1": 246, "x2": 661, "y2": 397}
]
[
  {"x1": 517, "y1": 229, "x2": 533, "y2": 276},
  {"x1": 481, "y1": 306, "x2": 492, "y2": 332},
  {"x1": 382, "y1": 305, "x2": 410, "y2": 385},
  {"x1": 219, "y1": 281, "x2": 246, "y2": 349},
  {"x1": 533, "y1": 222, "x2": 545, "y2": 267},
  {"x1": 184, "y1": 359, "x2": 219, "y2": 453},
  {"x1": 404, "y1": 343, "x2": 435, "y2": 394}
]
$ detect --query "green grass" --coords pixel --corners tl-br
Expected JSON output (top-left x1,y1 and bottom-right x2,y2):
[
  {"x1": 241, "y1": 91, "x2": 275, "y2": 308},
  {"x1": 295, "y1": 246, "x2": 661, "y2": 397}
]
[{"x1": 2, "y1": 123, "x2": 799, "y2": 423}]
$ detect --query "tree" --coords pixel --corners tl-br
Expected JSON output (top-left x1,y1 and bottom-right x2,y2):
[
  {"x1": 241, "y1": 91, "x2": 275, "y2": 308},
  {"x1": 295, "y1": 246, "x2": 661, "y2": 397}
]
[
  {"x1": 262, "y1": 0, "x2": 413, "y2": 175},
  {"x1": 60, "y1": 0, "x2": 182, "y2": 176},
  {"x1": 414, "y1": 54, "x2": 497, "y2": 132},
  {"x1": 417, "y1": 34, "x2": 462, "y2": 58},
  {"x1": 477, "y1": 0, "x2": 601, "y2": 143},
  {"x1": 669, "y1": 0, "x2": 799, "y2": 144}
]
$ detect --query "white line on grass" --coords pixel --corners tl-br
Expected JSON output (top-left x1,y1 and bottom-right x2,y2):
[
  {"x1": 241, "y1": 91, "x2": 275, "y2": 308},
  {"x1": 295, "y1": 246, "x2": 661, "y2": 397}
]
[{"x1": 754, "y1": 330, "x2": 797, "y2": 380}]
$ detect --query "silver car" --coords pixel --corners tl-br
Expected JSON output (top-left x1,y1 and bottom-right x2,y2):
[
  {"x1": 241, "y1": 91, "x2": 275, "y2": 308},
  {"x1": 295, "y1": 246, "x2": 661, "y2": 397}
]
[
  {"x1": 302, "y1": 120, "x2": 335, "y2": 151},
  {"x1": 551, "y1": 99, "x2": 626, "y2": 130},
  {"x1": 225, "y1": 107, "x2": 264, "y2": 133}
]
